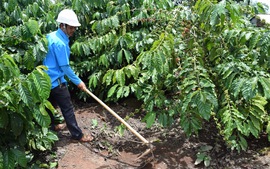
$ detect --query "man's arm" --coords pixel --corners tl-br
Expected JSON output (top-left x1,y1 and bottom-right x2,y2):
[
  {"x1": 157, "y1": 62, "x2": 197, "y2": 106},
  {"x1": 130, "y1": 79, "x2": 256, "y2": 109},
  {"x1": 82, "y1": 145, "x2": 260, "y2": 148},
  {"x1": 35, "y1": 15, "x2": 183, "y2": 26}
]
[{"x1": 60, "y1": 65, "x2": 86, "y2": 90}]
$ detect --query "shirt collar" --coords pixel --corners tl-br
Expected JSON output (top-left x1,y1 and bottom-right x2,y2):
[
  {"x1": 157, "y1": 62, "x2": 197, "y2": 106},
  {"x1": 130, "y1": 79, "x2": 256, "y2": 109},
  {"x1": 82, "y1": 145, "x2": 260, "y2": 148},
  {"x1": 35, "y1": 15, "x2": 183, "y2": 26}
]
[{"x1": 57, "y1": 28, "x2": 69, "y2": 43}]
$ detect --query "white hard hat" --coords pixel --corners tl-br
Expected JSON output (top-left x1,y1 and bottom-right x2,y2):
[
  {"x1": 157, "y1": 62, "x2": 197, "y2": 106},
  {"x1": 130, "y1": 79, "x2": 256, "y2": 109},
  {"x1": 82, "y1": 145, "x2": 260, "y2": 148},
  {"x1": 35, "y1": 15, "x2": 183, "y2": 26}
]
[{"x1": 56, "y1": 9, "x2": 81, "y2": 27}]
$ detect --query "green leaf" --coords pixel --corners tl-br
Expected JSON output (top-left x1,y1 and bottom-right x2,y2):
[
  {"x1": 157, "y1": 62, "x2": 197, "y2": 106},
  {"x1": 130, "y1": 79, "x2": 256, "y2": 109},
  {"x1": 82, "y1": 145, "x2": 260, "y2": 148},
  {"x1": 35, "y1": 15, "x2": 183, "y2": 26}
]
[
  {"x1": 0, "y1": 111, "x2": 9, "y2": 128},
  {"x1": 125, "y1": 65, "x2": 138, "y2": 79},
  {"x1": 195, "y1": 154, "x2": 204, "y2": 165},
  {"x1": 249, "y1": 33, "x2": 260, "y2": 49},
  {"x1": 267, "y1": 120, "x2": 270, "y2": 141},
  {"x1": 196, "y1": 92, "x2": 211, "y2": 120},
  {"x1": 46, "y1": 132, "x2": 59, "y2": 141},
  {"x1": 191, "y1": 116, "x2": 202, "y2": 131},
  {"x1": 248, "y1": 120, "x2": 259, "y2": 138},
  {"x1": 231, "y1": 78, "x2": 245, "y2": 98},
  {"x1": 71, "y1": 41, "x2": 82, "y2": 56},
  {"x1": 204, "y1": 156, "x2": 211, "y2": 167},
  {"x1": 89, "y1": 74, "x2": 98, "y2": 88},
  {"x1": 123, "y1": 86, "x2": 130, "y2": 97},
  {"x1": 82, "y1": 43, "x2": 91, "y2": 56},
  {"x1": 227, "y1": 2, "x2": 240, "y2": 23},
  {"x1": 259, "y1": 77, "x2": 270, "y2": 99},
  {"x1": 225, "y1": 72, "x2": 237, "y2": 88},
  {"x1": 250, "y1": 95, "x2": 267, "y2": 119},
  {"x1": 222, "y1": 65, "x2": 234, "y2": 80},
  {"x1": 111, "y1": 15, "x2": 119, "y2": 28},
  {"x1": 39, "y1": 103, "x2": 48, "y2": 116},
  {"x1": 25, "y1": 19, "x2": 39, "y2": 36},
  {"x1": 115, "y1": 69, "x2": 125, "y2": 86},
  {"x1": 18, "y1": 82, "x2": 32, "y2": 106},
  {"x1": 143, "y1": 112, "x2": 156, "y2": 128},
  {"x1": 231, "y1": 107, "x2": 245, "y2": 119},
  {"x1": 91, "y1": 119, "x2": 98, "y2": 128},
  {"x1": 30, "y1": 70, "x2": 51, "y2": 100},
  {"x1": 10, "y1": 113, "x2": 24, "y2": 137},
  {"x1": 116, "y1": 86, "x2": 124, "y2": 99},
  {"x1": 11, "y1": 149, "x2": 27, "y2": 168},
  {"x1": 250, "y1": 115, "x2": 261, "y2": 131},
  {"x1": 1, "y1": 91, "x2": 16, "y2": 112},
  {"x1": 117, "y1": 49, "x2": 123, "y2": 64},
  {"x1": 98, "y1": 54, "x2": 109, "y2": 68},
  {"x1": 198, "y1": 102, "x2": 211, "y2": 120},
  {"x1": 123, "y1": 49, "x2": 132, "y2": 64},
  {"x1": 103, "y1": 70, "x2": 114, "y2": 86},
  {"x1": 241, "y1": 78, "x2": 258, "y2": 100},
  {"x1": 182, "y1": 91, "x2": 199, "y2": 112},
  {"x1": 108, "y1": 84, "x2": 119, "y2": 98},
  {"x1": 43, "y1": 100, "x2": 55, "y2": 115},
  {"x1": 33, "y1": 107, "x2": 51, "y2": 127},
  {"x1": 158, "y1": 113, "x2": 168, "y2": 127},
  {"x1": 50, "y1": 162, "x2": 58, "y2": 168},
  {"x1": 117, "y1": 124, "x2": 125, "y2": 136},
  {"x1": 3, "y1": 150, "x2": 15, "y2": 169},
  {"x1": 210, "y1": 1, "x2": 226, "y2": 26},
  {"x1": 239, "y1": 135, "x2": 247, "y2": 151}
]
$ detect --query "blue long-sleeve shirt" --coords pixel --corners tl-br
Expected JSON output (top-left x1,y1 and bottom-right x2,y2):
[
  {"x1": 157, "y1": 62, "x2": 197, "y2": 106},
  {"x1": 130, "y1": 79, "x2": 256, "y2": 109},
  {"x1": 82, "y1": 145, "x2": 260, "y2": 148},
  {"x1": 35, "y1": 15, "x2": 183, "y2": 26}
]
[{"x1": 43, "y1": 28, "x2": 81, "y2": 89}]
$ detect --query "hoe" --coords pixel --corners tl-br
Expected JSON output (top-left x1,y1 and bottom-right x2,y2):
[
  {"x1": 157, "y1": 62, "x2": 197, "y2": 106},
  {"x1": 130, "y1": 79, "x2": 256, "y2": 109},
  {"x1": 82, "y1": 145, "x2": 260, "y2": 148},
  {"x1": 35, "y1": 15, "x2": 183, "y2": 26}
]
[{"x1": 84, "y1": 88, "x2": 155, "y2": 161}]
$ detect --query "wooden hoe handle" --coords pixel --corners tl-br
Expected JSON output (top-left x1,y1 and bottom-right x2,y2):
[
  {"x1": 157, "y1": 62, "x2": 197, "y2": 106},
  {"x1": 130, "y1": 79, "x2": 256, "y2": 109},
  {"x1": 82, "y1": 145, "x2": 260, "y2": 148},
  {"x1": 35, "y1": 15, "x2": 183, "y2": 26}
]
[{"x1": 84, "y1": 88, "x2": 149, "y2": 145}]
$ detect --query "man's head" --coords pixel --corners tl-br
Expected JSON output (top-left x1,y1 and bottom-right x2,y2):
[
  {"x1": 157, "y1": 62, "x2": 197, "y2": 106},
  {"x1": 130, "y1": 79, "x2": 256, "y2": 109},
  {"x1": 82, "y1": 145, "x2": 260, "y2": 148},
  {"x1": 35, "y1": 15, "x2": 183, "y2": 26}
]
[
  {"x1": 59, "y1": 23, "x2": 77, "y2": 37},
  {"x1": 56, "y1": 9, "x2": 81, "y2": 37}
]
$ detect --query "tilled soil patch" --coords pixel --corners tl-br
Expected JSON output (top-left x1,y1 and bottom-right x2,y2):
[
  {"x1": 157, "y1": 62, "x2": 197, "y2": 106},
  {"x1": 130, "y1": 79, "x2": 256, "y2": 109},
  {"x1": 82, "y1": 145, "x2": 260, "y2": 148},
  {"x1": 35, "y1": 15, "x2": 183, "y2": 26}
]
[{"x1": 45, "y1": 99, "x2": 270, "y2": 169}]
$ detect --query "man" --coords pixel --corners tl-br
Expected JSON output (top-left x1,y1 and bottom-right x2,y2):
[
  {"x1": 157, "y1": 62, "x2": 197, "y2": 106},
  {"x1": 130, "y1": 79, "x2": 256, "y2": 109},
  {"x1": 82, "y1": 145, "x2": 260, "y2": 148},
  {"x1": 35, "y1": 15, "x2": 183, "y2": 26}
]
[{"x1": 43, "y1": 9, "x2": 93, "y2": 142}]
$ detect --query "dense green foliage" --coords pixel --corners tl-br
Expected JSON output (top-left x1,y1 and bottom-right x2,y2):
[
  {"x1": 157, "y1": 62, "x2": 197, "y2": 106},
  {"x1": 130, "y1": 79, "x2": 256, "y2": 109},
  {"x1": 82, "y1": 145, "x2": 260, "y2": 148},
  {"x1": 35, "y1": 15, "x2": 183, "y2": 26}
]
[
  {"x1": 70, "y1": 0, "x2": 270, "y2": 152},
  {"x1": 1, "y1": 0, "x2": 270, "y2": 168},
  {"x1": 0, "y1": 0, "x2": 58, "y2": 168}
]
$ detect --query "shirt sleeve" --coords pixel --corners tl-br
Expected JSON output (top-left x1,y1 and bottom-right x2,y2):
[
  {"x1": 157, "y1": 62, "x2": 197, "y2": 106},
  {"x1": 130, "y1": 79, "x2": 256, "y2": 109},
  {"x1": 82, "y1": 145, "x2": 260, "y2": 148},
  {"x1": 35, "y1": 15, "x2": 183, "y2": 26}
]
[{"x1": 60, "y1": 65, "x2": 82, "y2": 86}]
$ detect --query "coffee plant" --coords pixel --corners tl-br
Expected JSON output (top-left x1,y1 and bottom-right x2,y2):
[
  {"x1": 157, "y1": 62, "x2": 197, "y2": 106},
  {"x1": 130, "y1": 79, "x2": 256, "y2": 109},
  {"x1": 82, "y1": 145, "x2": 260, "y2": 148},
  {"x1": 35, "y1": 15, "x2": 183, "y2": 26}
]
[
  {"x1": 0, "y1": 0, "x2": 61, "y2": 168},
  {"x1": 70, "y1": 0, "x2": 270, "y2": 152},
  {"x1": 1, "y1": 0, "x2": 270, "y2": 168}
]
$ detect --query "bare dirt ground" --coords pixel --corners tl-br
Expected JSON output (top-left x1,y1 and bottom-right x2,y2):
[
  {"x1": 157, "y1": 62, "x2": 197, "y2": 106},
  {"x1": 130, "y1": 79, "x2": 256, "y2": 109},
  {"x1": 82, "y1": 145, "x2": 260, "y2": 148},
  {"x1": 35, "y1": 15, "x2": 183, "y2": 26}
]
[{"x1": 46, "y1": 98, "x2": 270, "y2": 169}]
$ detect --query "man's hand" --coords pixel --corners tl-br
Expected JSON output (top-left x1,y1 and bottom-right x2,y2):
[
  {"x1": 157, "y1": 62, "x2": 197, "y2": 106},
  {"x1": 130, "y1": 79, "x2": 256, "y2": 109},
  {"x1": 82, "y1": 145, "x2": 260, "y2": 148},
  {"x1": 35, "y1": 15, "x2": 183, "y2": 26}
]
[{"x1": 77, "y1": 81, "x2": 86, "y2": 91}]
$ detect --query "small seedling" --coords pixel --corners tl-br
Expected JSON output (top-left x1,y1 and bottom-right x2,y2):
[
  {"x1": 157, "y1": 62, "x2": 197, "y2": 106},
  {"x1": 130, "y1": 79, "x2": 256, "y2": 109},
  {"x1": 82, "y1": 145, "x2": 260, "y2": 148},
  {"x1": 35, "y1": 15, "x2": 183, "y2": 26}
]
[
  {"x1": 115, "y1": 124, "x2": 126, "y2": 136},
  {"x1": 194, "y1": 145, "x2": 212, "y2": 167},
  {"x1": 91, "y1": 119, "x2": 98, "y2": 128}
]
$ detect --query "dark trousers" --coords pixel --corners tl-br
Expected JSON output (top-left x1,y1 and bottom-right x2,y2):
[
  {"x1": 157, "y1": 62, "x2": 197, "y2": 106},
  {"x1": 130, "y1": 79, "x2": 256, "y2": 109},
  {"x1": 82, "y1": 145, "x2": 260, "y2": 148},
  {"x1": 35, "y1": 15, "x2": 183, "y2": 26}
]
[{"x1": 48, "y1": 84, "x2": 83, "y2": 140}]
